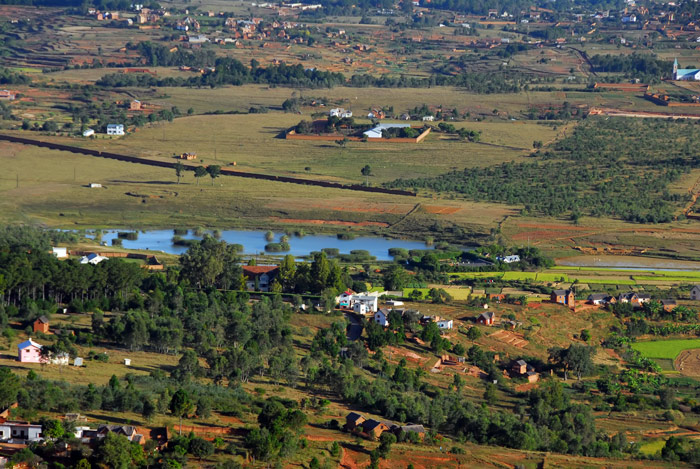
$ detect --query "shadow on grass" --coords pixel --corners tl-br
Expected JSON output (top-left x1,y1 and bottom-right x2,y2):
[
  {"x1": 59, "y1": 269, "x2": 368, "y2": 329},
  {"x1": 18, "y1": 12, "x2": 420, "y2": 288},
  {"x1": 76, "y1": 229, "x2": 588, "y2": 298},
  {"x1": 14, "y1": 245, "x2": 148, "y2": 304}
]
[{"x1": 109, "y1": 180, "x2": 179, "y2": 185}]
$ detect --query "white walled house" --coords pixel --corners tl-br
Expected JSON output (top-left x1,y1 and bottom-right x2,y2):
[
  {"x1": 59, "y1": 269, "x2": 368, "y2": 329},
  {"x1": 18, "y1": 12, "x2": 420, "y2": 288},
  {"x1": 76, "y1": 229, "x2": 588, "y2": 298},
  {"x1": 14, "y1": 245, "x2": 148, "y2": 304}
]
[
  {"x1": 374, "y1": 309, "x2": 389, "y2": 327},
  {"x1": 106, "y1": 124, "x2": 125, "y2": 135},
  {"x1": 51, "y1": 247, "x2": 68, "y2": 258},
  {"x1": 352, "y1": 294, "x2": 378, "y2": 313},
  {"x1": 437, "y1": 319, "x2": 453, "y2": 330},
  {"x1": 0, "y1": 422, "x2": 43, "y2": 442},
  {"x1": 329, "y1": 107, "x2": 352, "y2": 118}
]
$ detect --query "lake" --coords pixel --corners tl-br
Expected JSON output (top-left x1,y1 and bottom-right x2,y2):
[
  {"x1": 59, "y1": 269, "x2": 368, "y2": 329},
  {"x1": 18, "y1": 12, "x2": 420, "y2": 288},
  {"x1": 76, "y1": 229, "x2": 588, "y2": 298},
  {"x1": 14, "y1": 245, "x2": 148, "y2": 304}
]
[{"x1": 97, "y1": 229, "x2": 432, "y2": 261}]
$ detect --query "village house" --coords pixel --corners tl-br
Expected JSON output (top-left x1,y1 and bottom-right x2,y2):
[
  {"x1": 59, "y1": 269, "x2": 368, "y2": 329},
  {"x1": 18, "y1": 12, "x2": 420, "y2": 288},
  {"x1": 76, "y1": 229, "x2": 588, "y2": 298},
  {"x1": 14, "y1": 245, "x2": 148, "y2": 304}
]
[
  {"x1": 618, "y1": 292, "x2": 651, "y2": 307},
  {"x1": 691, "y1": 285, "x2": 700, "y2": 300},
  {"x1": 242, "y1": 265, "x2": 279, "y2": 292},
  {"x1": 363, "y1": 123, "x2": 411, "y2": 139},
  {"x1": 351, "y1": 293, "x2": 379, "y2": 314},
  {"x1": 374, "y1": 308, "x2": 390, "y2": 327},
  {"x1": 367, "y1": 109, "x2": 385, "y2": 119},
  {"x1": 80, "y1": 425, "x2": 144, "y2": 444},
  {"x1": 51, "y1": 247, "x2": 68, "y2": 258},
  {"x1": 587, "y1": 293, "x2": 614, "y2": 305},
  {"x1": 511, "y1": 359, "x2": 539, "y2": 382},
  {"x1": 106, "y1": 124, "x2": 125, "y2": 136},
  {"x1": 551, "y1": 289, "x2": 575, "y2": 307},
  {"x1": 661, "y1": 299, "x2": 677, "y2": 313},
  {"x1": 338, "y1": 289, "x2": 355, "y2": 308},
  {"x1": 82, "y1": 128, "x2": 95, "y2": 137},
  {"x1": 33, "y1": 316, "x2": 49, "y2": 334},
  {"x1": 0, "y1": 89, "x2": 15, "y2": 100},
  {"x1": 361, "y1": 419, "x2": 390, "y2": 440},
  {"x1": 437, "y1": 319, "x2": 453, "y2": 330},
  {"x1": 0, "y1": 422, "x2": 43, "y2": 442},
  {"x1": 179, "y1": 152, "x2": 197, "y2": 160},
  {"x1": 344, "y1": 412, "x2": 365, "y2": 431},
  {"x1": 80, "y1": 253, "x2": 108, "y2": 265},
  {"x1": 477, "y1": 311, "x2": 495, "y2": 326},
  {"x1": 129, "y1": 99, "x2": 142, "y2": 110},
  {"x1": 17, "y1": 339, "x2": 43, "y2": 363},
  {"x1": 396, "y1": 424, "x2": 426, "y2": 440},
  {"x1": 329, "y1": 107, "x2": 352, "y2": 118},
  {"x1": 496, "y1": 255, "x2": 520, "y2": 263}
]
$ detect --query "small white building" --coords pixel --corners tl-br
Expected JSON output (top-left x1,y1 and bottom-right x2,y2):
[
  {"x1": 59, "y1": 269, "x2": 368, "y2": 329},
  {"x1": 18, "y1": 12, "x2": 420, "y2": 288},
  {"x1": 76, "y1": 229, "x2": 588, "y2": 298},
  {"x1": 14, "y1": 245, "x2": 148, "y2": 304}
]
[
  {"x1": 89, "y1": 183, "x2": 102, "y2": 188},
  {"x1": 386, "y1": 300, "x2": 403, "y2": 306},
  {"x1": 188, "y1": 34, "x2": 210, "y2": 43},
  {"x1": 51, "y1": 247, "x2": 68, "y2": 258},
  {"x1": 74, "y1": 357, "x2": 84, "y2": 367},
  {"x1": 82, "y1": 128, "x2": 95, "y2": 137},
  {"x1": 329, "y1": 107, "x2": 352, "y2": 118},
  {"x1": 106, "y1": 124, "x2": 124, "y2": 135},
  {"x1": 422, "y1": 115, "x2": 434, "y2": 121},
  {"x1": 497, "y1": 255, "x2": 520, "y2": 263},
  {"x1": 80, "y1": 253, "x2": 108, "y2": 265},
  {"x1": 123, "y1": 358, "x2": 131, "y2": 366},
  {"x1": 374, "y1": 309, "x2": 389, "y2": 327},
  {"x1": 437, "y1": 319, "x2": 453, "y2": 330},
  {"x1": 363, "y1": 123, "x2": 411, "y2": 139}
]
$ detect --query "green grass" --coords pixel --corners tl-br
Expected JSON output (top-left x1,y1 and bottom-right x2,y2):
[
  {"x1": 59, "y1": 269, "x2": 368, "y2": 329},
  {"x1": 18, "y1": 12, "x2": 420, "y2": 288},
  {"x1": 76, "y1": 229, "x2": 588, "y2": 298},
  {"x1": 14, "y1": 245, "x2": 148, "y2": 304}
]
[
  {"x1": 634, "y1": 275, "x2": 700, "y2": 283},
  {"x1": 448, "y1": 272, "x2": 505, "y2": 279},
  {"x1": 632, "y1": 339, "x2": 700, "y2": 360},
  {"x1": 502, "y1": 272, "x2": 538, "y2": 280},
  {"x1": 638, "y1": 440, "x2": 666, "y2": 456},
  {"x1": 536, "y1": 273, "x2": 568, "y2": 282}
]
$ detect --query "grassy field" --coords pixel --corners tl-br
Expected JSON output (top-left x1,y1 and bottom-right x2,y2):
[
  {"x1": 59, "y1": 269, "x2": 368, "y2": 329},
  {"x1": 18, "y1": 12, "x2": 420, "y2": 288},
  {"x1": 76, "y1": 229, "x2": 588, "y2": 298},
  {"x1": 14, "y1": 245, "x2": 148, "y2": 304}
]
[
  {"x1": 0, "y1": 140, "x2": 511, "y2": 241},
  {"x1": 66, "y1": 113, "x2": 558, "y2": 185},
  {"x1": 632, "y1": 339, "x2": 700, "y2": 360}
]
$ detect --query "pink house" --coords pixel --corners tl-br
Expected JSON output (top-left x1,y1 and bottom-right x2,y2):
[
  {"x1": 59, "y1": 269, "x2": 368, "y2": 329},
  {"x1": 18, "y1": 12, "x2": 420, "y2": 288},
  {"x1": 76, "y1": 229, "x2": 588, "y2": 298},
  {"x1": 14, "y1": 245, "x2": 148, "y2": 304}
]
[{"x1": 17, "y1": 339, "x2": 43, "y2": 363}]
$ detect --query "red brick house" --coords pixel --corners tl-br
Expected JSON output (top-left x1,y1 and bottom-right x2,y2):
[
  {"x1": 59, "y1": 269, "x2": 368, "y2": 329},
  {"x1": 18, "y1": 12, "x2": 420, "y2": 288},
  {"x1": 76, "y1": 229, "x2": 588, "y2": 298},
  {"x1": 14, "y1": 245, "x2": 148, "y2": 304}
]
[
  {"x1": 551, "y1": 289, "x2": 575, "y2": 307},
  {"x1": 477, "y1": 311, "x2": 495, "y2": 326},
  {"x1": 33, "y1": 316, "x2": 49, "y2": 334},
  {"x1": 361, "y1": 419, "x2": 390, "y2": 440}
]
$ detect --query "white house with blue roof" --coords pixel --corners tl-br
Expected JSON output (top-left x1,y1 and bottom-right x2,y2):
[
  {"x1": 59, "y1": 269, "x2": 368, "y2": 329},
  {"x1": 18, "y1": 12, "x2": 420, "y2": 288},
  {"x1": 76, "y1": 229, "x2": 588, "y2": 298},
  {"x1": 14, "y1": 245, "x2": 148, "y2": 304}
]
[{"x1": 673, "y1": 58, "x2": 700, "y2": 80}]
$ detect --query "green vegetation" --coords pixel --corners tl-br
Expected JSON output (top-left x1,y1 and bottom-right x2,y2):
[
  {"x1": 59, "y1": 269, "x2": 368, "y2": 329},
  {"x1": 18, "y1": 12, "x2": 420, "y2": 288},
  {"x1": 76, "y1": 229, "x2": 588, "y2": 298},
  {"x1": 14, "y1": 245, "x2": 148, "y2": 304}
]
[
  {"x1": 389, "y1": 118, "x2": 699, "y2": 223},
  {"x1": 632, "y1": 339, "x2": 700, "y2": 360}
]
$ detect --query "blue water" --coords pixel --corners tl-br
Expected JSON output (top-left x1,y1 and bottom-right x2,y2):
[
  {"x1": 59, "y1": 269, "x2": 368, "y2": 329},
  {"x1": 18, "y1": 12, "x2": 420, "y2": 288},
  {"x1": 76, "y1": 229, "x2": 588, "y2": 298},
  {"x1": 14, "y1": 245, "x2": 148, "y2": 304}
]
[{"x1": 97, "y1": 229, "x2": 432, "y2": 261}]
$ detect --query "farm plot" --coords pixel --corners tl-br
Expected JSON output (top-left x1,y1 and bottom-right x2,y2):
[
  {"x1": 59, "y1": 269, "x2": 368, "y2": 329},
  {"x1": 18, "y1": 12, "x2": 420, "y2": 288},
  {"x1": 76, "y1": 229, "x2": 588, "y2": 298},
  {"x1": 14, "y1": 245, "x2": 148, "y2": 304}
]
[
  {"x1": 632, "y1": 339, "x2": 700, "y2": 360},
  {"x1": 490, "y1": 329, "x2": 529, "y2": 348}
]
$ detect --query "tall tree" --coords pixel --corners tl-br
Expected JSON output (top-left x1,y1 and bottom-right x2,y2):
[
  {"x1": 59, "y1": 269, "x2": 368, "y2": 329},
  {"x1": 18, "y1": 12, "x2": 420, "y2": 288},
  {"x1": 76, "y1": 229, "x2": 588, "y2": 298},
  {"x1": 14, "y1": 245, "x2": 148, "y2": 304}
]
[
  {"x1": 174, "y1": 161, "x2": 184, "y2": 184},
  {"x1": 206, "y1": 165, "x2": 221, "y2": 186},
  {"x1": 194, "y1": 166, "x2": 207, "y2": 185},
  {"x1": 170, "y1": 388, "x2": 194, "y2": 435}
]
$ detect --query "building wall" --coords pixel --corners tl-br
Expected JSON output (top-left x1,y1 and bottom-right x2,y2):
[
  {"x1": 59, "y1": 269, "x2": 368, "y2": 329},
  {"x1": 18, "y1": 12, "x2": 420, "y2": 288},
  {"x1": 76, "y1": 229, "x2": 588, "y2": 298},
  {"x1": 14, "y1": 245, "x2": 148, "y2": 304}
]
[{"x1": 18, "y1": 345, "x2": 43, "y2": 363}]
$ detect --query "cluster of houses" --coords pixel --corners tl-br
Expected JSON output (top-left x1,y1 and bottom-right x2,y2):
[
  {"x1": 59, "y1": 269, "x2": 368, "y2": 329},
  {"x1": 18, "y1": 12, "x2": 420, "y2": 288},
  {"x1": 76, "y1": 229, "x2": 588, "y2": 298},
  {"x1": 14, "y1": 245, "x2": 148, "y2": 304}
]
[
  {"x1": 549, "y1": 287, "x2": 698, "y2": 311},
  {"x1": 344, "y1": 412, "x2": 425, "y2": 441},
  {"x1": 338, "y1": 289, "x2": 380, "y2": 313},
  {"x1": 0, "y1": 412, "x2": 145, "y2": 447}
]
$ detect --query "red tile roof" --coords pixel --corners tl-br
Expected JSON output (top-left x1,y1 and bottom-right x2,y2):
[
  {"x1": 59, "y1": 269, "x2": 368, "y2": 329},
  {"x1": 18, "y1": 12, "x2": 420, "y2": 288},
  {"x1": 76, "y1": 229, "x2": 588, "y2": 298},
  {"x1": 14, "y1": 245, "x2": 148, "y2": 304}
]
[{"x1": 242, "y1": 265, "x2": 279, "y2": 275}]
